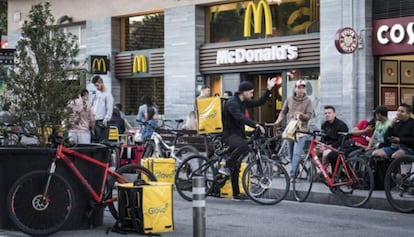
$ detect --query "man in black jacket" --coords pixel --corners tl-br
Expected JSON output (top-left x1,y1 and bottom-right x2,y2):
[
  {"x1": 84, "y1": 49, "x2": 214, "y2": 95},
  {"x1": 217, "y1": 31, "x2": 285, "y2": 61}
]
[
  {"x1": 372, "y1": 103, "x2": 414, "y2": 159},
  {"x1": 219, "y1": 78, "x2": 276, "y2": 200},
  {"x1": 320, "y1": 105, "x2": 349, "y2": 169}
]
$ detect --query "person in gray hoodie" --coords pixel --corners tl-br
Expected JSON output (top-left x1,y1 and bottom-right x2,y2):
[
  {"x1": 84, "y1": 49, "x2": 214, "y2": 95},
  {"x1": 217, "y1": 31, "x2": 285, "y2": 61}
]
[{"x1": 275, "y1": 80, "x2": 313, "y2": 178}]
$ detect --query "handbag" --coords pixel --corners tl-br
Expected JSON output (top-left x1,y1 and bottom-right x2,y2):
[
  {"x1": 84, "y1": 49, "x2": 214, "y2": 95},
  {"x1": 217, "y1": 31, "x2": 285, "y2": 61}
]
[{"x1": 282, "y1": 119, "x2": 299, "y2": 141}]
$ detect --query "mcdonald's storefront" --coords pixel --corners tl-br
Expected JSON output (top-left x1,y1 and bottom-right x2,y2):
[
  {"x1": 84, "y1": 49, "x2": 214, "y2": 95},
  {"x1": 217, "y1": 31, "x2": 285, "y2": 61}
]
[
  {"x1": 199, "y1": 35, "x2": 320, "y2": 123},
  {"x1": 198, "y1": 0, "x2": 321, "y2": 124},
  {"x1": 115, "y1": 50, "x2": 165, "y2": 115}
]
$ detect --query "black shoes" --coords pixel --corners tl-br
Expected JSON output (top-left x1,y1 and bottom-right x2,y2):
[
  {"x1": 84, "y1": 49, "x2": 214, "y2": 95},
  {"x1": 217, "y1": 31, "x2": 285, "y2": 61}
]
[{"x1": 232, "y1": 193, "x2": 249, "y2": 201}]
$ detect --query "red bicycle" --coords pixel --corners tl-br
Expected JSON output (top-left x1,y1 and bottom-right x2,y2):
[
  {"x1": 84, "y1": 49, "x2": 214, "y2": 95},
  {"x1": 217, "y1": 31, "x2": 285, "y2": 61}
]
[
  {"x1": 292, "y1": 130, "x2": 374, "y2": 207},
  {"x1": 6, "y1": 140, "x2": 156, "y2": 236}
]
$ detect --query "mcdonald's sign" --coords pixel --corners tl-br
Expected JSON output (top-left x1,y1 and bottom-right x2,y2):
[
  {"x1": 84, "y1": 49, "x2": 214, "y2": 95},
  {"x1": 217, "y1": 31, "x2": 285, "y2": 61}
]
[
  {"x1": 244, "y1": 0, "x2": 273, "y2": 38},
  {"x1": 90, "y1": 55, "x2": 108, "y2": 74},
  {"x1": 132, "y1": 55, "x2": 148, "y2": 73}
]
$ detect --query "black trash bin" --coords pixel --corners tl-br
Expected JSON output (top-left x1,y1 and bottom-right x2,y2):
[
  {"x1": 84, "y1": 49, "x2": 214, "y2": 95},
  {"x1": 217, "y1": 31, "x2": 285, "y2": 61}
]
[{"x1": 0, "y1": 143, "x2": 110, "y2": 230}]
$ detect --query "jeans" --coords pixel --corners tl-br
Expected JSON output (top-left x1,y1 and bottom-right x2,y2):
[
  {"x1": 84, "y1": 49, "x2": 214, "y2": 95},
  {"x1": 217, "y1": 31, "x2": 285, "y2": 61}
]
[
  {"x1": 224, "y1": 134, "x2": 250, "y2": 196},
  {"x1": 288, "y1": 136, "x2": 309, "y2": 177},
  {"x1": 95, "y1": 120, "x2": 109, "y2": 143}
]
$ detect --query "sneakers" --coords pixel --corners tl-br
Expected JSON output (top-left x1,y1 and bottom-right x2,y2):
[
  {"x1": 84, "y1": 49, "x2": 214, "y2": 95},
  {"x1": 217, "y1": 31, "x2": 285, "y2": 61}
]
[
  {"x1": 218, "y1": 167, "x2": 231, "y2": 176},
  {"x1": 232, "y1": 193, "x2": 249, "y2": 201}
]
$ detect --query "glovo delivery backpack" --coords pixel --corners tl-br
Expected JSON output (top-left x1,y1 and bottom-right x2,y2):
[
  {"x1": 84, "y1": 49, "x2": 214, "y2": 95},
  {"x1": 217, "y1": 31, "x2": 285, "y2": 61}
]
[
  {"x1": 109, "y1": 181, "x2": 174, "y2": 235},
  {"x1": 196, "y1": 97, "x2": 223, "y2": 134},
  {"x1": 141, "y1": 158, "x2": 176, "y2": 184}
]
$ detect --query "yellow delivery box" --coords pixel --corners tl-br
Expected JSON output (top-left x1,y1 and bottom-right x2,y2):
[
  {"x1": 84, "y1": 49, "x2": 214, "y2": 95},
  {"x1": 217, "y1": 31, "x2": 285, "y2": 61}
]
[
  {"x1": 117, "y1": 182, "x2": 174, "y2": 234},
  {"x1": 196, "y1": 97, "x2": 223, "y2": 134}
]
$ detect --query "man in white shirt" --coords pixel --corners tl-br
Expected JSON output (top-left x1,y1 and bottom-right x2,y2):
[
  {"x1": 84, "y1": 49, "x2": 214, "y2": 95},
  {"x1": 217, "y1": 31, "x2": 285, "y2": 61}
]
[{"x1": 91, "y1": 75, "x2": 114, "y2": 142}]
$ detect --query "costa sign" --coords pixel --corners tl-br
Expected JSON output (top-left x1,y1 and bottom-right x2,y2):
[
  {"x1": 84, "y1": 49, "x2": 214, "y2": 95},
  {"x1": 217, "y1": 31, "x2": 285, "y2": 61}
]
[
  {"x1": 216, "y1": 45, "x2": 298, "y2": 65},
  {"x1": 244, "y1": 0, "x2": 273, "y2": 37},
  {"x1": 373, "y1": 16, "x2": 414, "y2": 55}
]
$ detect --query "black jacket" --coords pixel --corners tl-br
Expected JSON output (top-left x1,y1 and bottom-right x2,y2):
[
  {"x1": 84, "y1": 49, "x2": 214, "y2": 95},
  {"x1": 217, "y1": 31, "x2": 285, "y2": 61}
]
[
  {"x1": 321, "y1": 117, "x2": 349, "y2": 148},
  {"x1": 383, "y1": 117, "x2": 414, "y2": 149},
  {"x1": 222, "y1": 90, "x2": 271, "y2": 139}
]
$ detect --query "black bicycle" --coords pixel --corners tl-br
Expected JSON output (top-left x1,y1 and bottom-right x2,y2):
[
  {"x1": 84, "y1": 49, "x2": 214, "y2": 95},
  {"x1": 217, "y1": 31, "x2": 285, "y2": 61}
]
[
  {"x1": 175, "y1": 127, "x2": 290, "y2": 205},
  {"x1": 384, "y1": 155, "x2": 414, "y2": 213}
]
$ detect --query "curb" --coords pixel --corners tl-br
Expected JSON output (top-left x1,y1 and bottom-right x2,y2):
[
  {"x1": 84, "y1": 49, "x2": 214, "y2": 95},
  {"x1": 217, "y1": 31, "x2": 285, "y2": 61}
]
[{"x1": 284, "y1": 188, "x2": 395, "y2": 212}]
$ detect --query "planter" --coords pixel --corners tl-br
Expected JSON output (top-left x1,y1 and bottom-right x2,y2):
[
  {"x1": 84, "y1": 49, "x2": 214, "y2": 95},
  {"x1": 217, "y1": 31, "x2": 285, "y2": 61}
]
[{"x1": 0, "y1": 143, "x2": 110, "y2": 230}]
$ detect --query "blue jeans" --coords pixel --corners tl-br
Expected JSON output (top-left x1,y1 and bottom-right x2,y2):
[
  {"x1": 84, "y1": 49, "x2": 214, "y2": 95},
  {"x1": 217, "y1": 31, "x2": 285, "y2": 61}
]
[{"x1": 288, "y1": 136, "x2": 309, "y2": 177}]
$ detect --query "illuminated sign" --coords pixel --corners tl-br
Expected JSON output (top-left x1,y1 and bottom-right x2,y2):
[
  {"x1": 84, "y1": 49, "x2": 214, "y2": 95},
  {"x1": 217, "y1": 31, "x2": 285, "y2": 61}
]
[
  {"x1": 244, "y1": 0, "x2": 273, "y2": 37},
  {"x1": 90, "y1": 56, "x2": 108, "y2": 74},
  {"x1": 132, "y1": 55, "x2": 148, "y2": 73},
  {"x1": 373, "y1": 16, "x2": 414, "y2": 55},
  {"x1": 216, "y1": 45, "x2": 298, "y2": 65}
]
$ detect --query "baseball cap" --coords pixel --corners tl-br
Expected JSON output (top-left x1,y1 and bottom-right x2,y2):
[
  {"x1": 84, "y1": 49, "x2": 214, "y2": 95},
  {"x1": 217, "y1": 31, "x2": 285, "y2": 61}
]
[
  {"x1": 374, "y1": 106, "x2": 388, "y2": 116},
  {"x1": 295, "y1": 80, "x2": 306, "y2": 88}
]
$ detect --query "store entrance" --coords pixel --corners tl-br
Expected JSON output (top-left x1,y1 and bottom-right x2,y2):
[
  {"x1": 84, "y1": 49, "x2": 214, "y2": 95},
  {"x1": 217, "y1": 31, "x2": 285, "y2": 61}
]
[{"x1": 245, "y1": 73, "x2": 281, "y2": 123}]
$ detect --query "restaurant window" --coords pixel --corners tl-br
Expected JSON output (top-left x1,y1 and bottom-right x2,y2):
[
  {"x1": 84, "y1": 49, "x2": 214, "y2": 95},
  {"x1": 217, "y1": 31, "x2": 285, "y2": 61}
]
[
  {"x1": 124, "y1": 13, "x2": 164, "y2": 50},
  {"x1": 206, "y1": 0, "x2": 320, "y2": 43}
]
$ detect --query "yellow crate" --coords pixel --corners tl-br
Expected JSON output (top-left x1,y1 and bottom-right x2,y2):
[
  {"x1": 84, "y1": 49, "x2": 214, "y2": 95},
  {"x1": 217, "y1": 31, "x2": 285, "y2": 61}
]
[{"x1": 220, "y1": 162, "x2": 249, "y2": 198}]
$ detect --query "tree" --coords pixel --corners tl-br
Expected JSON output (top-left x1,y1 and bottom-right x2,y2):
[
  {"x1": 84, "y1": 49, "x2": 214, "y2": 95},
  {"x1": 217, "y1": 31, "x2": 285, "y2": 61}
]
[{"x1": 0, "y1": 2, "x2": 83, "y2": 145}]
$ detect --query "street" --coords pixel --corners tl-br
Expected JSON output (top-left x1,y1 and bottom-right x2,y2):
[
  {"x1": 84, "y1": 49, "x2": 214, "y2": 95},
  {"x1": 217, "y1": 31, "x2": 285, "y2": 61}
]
[{"x1": 1, "y1": 192, "x2": 413, "y2": 237}]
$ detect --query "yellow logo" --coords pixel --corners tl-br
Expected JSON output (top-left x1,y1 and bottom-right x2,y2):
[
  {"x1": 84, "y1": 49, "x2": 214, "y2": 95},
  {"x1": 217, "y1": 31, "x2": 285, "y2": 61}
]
[
  {"x1": 244, "y1": 0, "x2": 273, "y2": 37},
  {"x1": 132, "y1": 55, "x2": 148, "y2": 73},
  {"x1": 92, "y1": 57, "x2": 107, "y2": 74}
]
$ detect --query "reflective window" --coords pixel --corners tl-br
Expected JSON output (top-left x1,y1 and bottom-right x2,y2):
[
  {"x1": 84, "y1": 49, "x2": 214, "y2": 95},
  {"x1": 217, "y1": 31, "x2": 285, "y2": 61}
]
[
  {"x1": 207, "y1": 0, "x2": 320, "y2": 43},
  {"x1": 125, "y1": 13, "x2": 164, "y2": 50},
  {"x1": 60, "y1": 24, "x2": 86, "y2": 48}
]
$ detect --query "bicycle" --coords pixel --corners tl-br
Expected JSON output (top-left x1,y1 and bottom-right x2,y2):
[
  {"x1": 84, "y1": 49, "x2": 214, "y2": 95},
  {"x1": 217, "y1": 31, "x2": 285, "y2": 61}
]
[
  {"x1": 138, "y1": 120, "x2": 200, "y2": 167},
  {"x1": 175, "y1": 127, "x2": 290, "y2": 205},
  {"x1": 292, "y1": 130, "x2": 374, "y2": 207},
  {"x1": 174, "y1": 137, "x2": 231, "y2": 201},
  {"x1": 6, "y1": 137, "x2": 156, "y2": 236},
  {"x1": 384, "y1": 155, "x2": 414, "y2": 213},
  {"x1": 241, "y1": 127, "x2": 290, "y2": 205}
]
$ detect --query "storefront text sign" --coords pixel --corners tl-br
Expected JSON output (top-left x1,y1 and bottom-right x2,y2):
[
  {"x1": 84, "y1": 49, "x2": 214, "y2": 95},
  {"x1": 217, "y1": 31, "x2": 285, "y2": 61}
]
[
  {"x1": 373, "y1": 16, "x2": 414, "y2": 55},
  {"x1": 216, "y1": 45, "x2": 298, "y2": 65}
]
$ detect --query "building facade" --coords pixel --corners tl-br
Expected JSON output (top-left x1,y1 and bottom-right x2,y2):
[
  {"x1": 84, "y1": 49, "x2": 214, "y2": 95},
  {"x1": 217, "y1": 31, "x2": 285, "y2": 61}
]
[{"x1": 6, "y1": 0, "x2": 395, "y2": 128}]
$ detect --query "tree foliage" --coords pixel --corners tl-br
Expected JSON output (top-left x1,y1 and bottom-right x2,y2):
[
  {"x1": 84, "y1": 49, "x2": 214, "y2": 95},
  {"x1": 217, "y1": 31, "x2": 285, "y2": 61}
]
[{"x1": 0, "y1": 2, "x2": 83, "y2": 145}]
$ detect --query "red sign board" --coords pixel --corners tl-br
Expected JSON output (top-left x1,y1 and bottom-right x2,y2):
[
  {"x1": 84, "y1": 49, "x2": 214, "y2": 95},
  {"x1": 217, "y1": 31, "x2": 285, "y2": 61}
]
[{"x1": 373, "y1": 16, "x2": 414, "y2": 55}]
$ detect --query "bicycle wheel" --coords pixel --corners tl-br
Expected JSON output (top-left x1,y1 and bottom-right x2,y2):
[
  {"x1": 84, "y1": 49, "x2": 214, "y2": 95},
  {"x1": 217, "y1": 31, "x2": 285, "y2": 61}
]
[
  {"x1": 384, "y1": 155, "x2": 414, "y2": 213},
  {"x1": 174, "y1": 145, "x2": 200, "y2": 166},
  {"x1": 7, "y1": 171, "x2": 75, "y2": 236},
  {"x1": 292, "y1": 155, "x2": 315, "y2": 202},
  {"x1": 337, "y1": 156, "x2": 374, "y2": 208},
  {"x1": 106, "y1": 164, "x2": 157, "y2": 219},
  {"x1": 175, "y1": 155, "x2": 215, "y2": 201},
  {"x1": 242, "y1": 156, "x2": 290, "y2": 205}
]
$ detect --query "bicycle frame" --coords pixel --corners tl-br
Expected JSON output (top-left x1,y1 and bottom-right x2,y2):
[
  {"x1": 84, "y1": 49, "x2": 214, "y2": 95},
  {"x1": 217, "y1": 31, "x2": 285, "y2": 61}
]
[
  {"x1": 303, "y1": 134, "x2": 358, "y2": 188},
  {"x1": 46, "y1": 144, "x2": 129, "y2": 204},
  {"x1": 149, "y1": 131, "x2": 175, "y2": 158}
]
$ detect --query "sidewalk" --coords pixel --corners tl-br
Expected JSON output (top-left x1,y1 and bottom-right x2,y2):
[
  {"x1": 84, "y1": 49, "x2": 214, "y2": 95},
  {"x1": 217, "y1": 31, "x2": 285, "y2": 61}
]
[{"x1": 284, "y1": 181, "x2": 395, "y2": 212}]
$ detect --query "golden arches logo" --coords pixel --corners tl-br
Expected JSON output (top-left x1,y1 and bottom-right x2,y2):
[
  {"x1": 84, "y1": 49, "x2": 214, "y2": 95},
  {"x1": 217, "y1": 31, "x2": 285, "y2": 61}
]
[
  {"x1": 133, "y1": 55, "x2": 148, "y2": 73},
  {"x1": 243, "y1": 0, "x2": 273, "y2": 37},
  {"x1": 92, "y1": 58, "x2": 107, "y2": 73}
]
